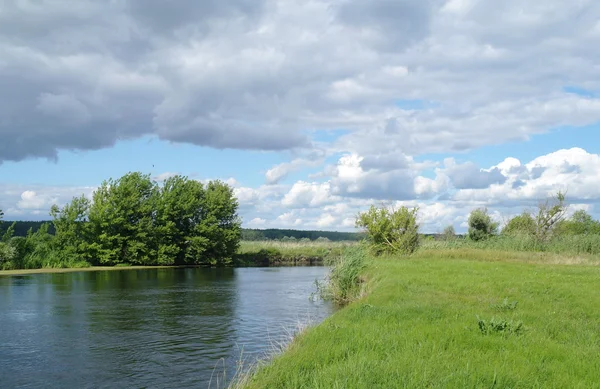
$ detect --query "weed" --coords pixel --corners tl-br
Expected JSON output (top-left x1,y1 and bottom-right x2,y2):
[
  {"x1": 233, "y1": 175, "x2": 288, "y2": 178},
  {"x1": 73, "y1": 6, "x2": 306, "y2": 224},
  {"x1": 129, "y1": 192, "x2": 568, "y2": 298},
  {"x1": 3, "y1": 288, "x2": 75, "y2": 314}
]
[{"x1": 477, "y1": 316, "x2": 523, "y2": 336}]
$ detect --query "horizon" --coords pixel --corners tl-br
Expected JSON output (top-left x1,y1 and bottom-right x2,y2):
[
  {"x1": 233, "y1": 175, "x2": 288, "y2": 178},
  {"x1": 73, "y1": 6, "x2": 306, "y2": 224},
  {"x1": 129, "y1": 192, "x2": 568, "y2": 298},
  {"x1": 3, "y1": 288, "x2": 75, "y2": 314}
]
[{"x1": 1, "y1": 1, "x2": 600, "y2": 233}]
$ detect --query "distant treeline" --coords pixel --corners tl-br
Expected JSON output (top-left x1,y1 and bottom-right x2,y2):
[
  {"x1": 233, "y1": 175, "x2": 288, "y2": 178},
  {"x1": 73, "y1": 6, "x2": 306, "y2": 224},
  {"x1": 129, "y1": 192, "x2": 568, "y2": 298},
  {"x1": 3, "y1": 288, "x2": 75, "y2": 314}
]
[
  {"x1": 0, "y1": 221, "x2": 55, "y2": 237},
  {"x1": 1, "y1": 223, "x2": 364, "y2": 242},
  {"x1": 241, "y1": 228, "x2": 364, "y2": 241}
]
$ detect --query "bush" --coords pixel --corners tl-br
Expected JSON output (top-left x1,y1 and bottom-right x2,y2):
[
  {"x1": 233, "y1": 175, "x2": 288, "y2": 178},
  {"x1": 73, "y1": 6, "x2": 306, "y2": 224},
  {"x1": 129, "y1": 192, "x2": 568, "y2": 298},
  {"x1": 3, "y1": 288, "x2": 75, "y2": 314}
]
[
  {"x1": 356, "y1": 204, "x2": 420, "y2": 255},
  {"x1": 468, "y1": 208, "x2": 498, "y2": 241},
  {"x1": 503, "y1": 213, "x2": 536, "y2": 236}
]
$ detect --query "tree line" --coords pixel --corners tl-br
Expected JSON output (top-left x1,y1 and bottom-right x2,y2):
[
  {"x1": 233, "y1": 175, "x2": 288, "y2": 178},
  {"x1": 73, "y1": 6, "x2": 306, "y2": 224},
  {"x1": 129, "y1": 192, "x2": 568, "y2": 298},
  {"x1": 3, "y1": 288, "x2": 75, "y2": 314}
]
[
  {"x1": 357, "y1": 192, "x2": 600, "y2": 256},
  {"x1": 241, "y1": 228, "x2": 363, "y2": 242},
  {"x1": 1, "y1": 224, "x2": 364, "y2": 242},
  {"x1": 0, "y1": 172, "x2": 241, "y2": 270}
]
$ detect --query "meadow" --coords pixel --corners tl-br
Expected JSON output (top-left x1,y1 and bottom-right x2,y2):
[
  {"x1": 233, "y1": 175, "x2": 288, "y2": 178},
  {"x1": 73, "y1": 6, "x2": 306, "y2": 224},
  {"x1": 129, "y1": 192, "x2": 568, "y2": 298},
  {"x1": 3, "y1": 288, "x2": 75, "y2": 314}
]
[{"x1": 242, "y1": 248, "x2": 600, "y2": 388}]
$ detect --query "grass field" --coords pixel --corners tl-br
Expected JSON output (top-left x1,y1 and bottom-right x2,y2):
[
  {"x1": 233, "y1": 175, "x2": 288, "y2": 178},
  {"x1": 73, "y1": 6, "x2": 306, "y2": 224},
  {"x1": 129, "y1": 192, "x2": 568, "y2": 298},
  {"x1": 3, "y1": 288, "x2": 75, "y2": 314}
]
[{"x1": 242, "y1": 249, "x2": 600, "y2": 388}]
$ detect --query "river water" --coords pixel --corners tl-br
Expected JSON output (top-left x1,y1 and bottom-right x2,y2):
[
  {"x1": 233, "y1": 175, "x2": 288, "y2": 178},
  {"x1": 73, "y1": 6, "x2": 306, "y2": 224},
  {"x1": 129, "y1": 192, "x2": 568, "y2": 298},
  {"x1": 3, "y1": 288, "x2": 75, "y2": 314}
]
[{"x1": 0, "y1": 266, "x2": 332, "y2": 388}]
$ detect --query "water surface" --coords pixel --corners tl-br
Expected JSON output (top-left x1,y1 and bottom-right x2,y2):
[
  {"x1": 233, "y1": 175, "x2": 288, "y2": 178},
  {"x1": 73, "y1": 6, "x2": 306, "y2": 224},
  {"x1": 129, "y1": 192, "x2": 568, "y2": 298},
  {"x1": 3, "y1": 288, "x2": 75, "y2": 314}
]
[{"x1": 0, "y1": 267, "x2": 332, "y2": 388}]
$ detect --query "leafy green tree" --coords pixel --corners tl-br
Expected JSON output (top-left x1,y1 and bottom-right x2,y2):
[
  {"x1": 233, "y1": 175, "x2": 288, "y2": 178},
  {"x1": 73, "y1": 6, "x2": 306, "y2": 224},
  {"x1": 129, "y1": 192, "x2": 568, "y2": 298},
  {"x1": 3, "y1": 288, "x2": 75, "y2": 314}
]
[
  {"x1": 50, "y1": 195, "x2": 92, "y2": 262},
  {"x1": 356, "y1": 204, "x2": 420, "y2": 255},
  {"x1": 502, "y1": 212, "x2": 536, "y2": 236},
  {"x1": 88, "y1": 172, "x2": 158, "y2": 265},
  {"x1": 193, "y1": 180, "x2": 241, "y2": 265},
  {"x1": 557, "y1": 210, "x2": 600, "y2": 235},
  {"x1": 154, "y1": 176, "x2": 207, "y2": 265},
  {"x1": 468, "y1": 208, "x2": 498, "y2": 241}
]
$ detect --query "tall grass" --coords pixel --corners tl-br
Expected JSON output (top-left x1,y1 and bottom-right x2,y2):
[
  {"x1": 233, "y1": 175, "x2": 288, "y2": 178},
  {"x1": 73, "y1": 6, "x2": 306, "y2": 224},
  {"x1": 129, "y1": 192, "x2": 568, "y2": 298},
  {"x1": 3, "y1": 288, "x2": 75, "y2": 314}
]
[
  {"x1": 421, "y1": 234, "x2": 600, "y2": 256},
  {"x1": 315, "y1": 246, "x2": 368, "y2": 305}
]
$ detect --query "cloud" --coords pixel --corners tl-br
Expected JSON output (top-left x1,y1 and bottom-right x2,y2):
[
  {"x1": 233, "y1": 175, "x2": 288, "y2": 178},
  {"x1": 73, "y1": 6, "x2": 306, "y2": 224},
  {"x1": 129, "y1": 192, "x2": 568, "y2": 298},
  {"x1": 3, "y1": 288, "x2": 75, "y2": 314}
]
[
  {"x1": 247, "y1": 217, "x2": 267, "y2": 227},
  {"x1": 1, "y1": 0, "x2": 600, "y2": 165},
  {"x1": 452, "y1": 148, "x2": 600, "y2": 205},
  {"x1": 443, "y1": 160, "x2": 507, "y2": 189},
  {"x1": 0, "y1": 184, "x2": 96, "y2": 219},
  {"x1": 153, "y1": 172, "x2": 179, "y2": 182},
  {"x1": 265, "y1": 151, "x2": 325, "y2": 184}
]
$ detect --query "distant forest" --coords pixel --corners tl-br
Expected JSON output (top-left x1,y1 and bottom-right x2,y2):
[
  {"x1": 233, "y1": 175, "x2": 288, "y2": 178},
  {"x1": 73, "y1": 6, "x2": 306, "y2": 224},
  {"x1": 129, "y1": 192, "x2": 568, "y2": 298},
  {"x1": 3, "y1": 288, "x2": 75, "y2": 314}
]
[{"x1": 1, "y1": 221, "x2": 364, "y2": 242}]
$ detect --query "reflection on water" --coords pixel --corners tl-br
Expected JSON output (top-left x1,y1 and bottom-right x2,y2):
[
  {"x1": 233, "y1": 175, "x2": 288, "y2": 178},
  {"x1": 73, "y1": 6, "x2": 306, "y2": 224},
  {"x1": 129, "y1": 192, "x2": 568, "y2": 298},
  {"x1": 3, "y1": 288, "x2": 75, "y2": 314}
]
[{"x1": 0, "y1": 267, "x2": 332, "y2": 388}]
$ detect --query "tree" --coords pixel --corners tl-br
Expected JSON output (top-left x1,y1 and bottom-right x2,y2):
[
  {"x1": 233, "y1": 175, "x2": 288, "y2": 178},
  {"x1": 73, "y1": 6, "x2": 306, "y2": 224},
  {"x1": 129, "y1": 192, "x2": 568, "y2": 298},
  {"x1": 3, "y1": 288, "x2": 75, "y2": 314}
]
[
  {"x1": 356, "y1": 204, "x2": 419, "y2": 255},
  {"x1": 88, "y1": 172, "x2": 158, "y2": 265},
  {"x1": 468, "y1": 208, "x2": 498, "y2": 241},
  {"x1": 193, "y1": 180, "x2": 241, "y2": 265},
  {"x1": 534, "y1": 191, "x2": 567, "y2": 242},
  {"x1": 502, "y1": 212, "x2": 536, "y2": 236},
  {"x1": 50, "y1": 195, "x2": 92, "y2": 262},
  {"x1": 155, "y1": 176, "x2": 208, "y2": 265},
  {"x1": 557, "y1": 209, "x2": 600, "y2": 235},
  {"x1": 442, "y1": 225, "x2": 456, "y2": 241}
]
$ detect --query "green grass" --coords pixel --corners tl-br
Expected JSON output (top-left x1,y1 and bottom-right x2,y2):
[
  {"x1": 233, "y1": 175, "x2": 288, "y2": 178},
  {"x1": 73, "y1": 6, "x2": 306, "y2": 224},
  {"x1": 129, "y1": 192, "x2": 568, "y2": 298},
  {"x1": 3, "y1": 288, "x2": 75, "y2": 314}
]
[
  {"x1": 242, "y1": 249, "x2": 600, "y2": 388},
  {"x1": 422, "y1": 234, "x2": 600, "y2": 256}
]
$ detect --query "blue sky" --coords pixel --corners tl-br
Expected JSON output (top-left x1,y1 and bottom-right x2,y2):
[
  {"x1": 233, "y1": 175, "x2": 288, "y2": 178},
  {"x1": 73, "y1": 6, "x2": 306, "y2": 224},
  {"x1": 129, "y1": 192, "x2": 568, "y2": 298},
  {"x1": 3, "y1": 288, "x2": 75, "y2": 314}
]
[{"x1": 1, "y1": 0, "x2": 600, "y2": 232}]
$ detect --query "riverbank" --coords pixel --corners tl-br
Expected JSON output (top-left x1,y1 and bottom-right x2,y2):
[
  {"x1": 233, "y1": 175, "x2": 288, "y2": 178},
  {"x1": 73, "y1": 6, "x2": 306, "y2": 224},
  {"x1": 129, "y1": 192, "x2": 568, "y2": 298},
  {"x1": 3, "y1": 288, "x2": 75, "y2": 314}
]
[
  {"x1": 0, "y1": 241, "x2": 354, "y2": 276},
  {"x1": 242, "y1": 249, "x2": 600, "y2": 388}
]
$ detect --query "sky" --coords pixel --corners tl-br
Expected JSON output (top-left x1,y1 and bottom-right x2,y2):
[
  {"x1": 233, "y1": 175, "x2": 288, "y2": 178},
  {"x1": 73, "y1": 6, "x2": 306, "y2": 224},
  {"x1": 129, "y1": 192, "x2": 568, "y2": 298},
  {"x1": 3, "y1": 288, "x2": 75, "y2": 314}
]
[{"x1": 1, "y1": 0, "x2": 600, "y2": 233}]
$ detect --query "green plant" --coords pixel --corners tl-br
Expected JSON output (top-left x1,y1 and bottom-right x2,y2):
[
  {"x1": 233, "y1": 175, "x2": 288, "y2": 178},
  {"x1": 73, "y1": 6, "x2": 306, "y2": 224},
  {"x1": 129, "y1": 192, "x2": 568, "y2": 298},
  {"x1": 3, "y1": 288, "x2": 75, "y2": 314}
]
[
  {"x1": 477, "y1": 316, "x2": 523, "y2": 336},
  {"x1": 468, "y1": 208, "x2": 498, "y2": 241},
  {"x1": 356, "y1": 204, "x2": 420, "y2": 255},
  {"x1": 534, "y1": 191, "x2": 567, "y2": 242},
  {"x1": 316, "y1": 246, "x2": 368, "y2": 305},
  {"x1": 502, "y1": 213, "x2": 536, "y2": 236}
]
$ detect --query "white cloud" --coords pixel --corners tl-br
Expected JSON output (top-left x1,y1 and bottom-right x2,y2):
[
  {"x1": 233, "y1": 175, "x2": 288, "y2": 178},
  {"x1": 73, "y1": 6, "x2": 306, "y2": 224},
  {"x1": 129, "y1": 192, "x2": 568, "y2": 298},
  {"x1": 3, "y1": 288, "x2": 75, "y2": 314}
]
[
  {"x1": 247, "y1": 217, "x2": 267, "y2": 227},
  {"x1": 282, "y1": 181, "x2": 337, "y2": 208}
]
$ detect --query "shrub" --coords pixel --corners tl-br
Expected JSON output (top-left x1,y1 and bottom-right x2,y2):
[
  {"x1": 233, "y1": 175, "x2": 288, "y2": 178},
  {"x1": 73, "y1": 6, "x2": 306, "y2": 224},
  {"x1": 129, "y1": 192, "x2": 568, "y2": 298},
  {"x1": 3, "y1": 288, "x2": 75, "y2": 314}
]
[
  {"x1": 468, "y1": 208, "x2": 498, "y2": 241},
  {"x1": 503, "y1": 213, "x2": 536, "y2": 236},
  {"x1": 356, "y1": 204, "x2": 419, "y2": 255}
]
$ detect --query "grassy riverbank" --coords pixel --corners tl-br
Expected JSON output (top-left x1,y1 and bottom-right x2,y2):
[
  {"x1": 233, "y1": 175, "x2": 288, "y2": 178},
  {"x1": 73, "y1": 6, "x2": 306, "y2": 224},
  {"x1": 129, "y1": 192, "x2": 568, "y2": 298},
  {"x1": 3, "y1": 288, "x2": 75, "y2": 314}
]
[{"x1": 242, "y1": 249, "x2": 600, "y2": 388}]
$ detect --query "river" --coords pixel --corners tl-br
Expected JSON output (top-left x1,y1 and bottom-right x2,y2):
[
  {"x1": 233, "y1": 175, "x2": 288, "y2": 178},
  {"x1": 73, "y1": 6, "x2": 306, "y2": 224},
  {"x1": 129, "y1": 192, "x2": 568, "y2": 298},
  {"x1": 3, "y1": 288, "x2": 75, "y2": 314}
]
[{"x1": 0, "y1": 266, "x2": 332, "y2": 388}]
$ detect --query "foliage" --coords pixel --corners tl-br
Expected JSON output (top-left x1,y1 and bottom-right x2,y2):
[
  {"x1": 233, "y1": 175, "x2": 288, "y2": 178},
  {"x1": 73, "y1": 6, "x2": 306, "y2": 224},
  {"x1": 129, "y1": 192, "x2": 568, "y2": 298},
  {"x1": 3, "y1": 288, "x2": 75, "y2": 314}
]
[
  {"x1": 316, "y1": 246, "x2": 368, "y2": 305},
  {"x1": 441, "y1": 225, "x2": 456, "y2": 241},
  {"x1": 534, "y1": 191, "x2": 567, "y2": 242},
  {"x1": 477, "y1": 317, "x2": 523, "y2": 336},
  {"x1": 468, "y1": 208, "x2": 498, "y2": 241},
  {"x1": 1, "y1": 172, "x2": 241, "y2": 270},
  {"x1": 88, "y1": 172, "x2": 158, "y2": 265},
  {"x1": 356, "y1": 204, "x2": 420, "y2": 255},
  {"x1": 502, "y1": 212, "x2": 536, "y2": 236},
  {"x1": 50, "y1": 195, "x2": 93, "y2": 263},
  {"x1": 557, "y1": 209, "x2": 600, "y2": 236}
]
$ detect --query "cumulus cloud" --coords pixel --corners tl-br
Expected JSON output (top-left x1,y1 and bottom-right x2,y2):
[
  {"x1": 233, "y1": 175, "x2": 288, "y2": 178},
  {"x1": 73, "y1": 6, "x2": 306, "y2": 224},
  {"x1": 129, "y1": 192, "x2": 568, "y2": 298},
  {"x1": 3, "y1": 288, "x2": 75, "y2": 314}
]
[
  {"x1": 443, "y1": 160, "x2": 507, "y2": 189},
  {"x1": 2, "y1": 0, "x2": 600, "y2": 233},
  {"x1": 0, "y1": 184, "x2": 95, "y2": 220},
  {"x1": 1, "y1": 0, "x2": 600, "y2": 165}
]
